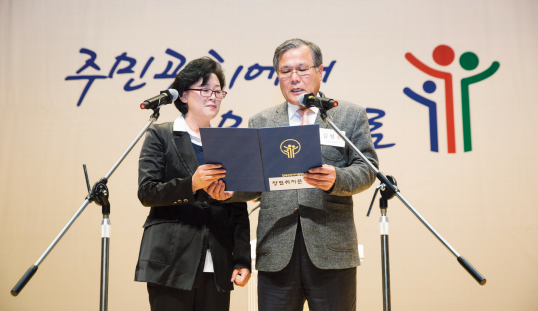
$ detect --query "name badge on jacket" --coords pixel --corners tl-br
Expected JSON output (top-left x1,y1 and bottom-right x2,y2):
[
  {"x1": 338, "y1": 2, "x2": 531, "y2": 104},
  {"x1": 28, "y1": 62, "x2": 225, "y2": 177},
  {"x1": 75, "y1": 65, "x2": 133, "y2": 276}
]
[{"x1": 320, "y1": 128, "x2": 345, "y2": 147}]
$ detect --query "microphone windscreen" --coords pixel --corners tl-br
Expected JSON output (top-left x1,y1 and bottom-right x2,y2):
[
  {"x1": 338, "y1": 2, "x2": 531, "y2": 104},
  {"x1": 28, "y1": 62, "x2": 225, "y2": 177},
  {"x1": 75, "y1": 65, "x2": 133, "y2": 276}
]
[
  {"x1": 297, "y1": 93, "x2": 306, "y2": 106},
  {"x1": 168, "y1": 89, "x2": 179, "y2": 101}
]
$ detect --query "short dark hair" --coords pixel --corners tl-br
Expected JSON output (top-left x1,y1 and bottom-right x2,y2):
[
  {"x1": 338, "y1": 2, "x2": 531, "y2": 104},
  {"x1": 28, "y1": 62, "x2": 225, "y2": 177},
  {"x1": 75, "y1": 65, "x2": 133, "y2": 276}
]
[
  {"x1": 171, "y1": 57, "x2": 226, "y2": 114},
  {"x1": 273, "y1": 38, "x2": 323, "y2": 71}
]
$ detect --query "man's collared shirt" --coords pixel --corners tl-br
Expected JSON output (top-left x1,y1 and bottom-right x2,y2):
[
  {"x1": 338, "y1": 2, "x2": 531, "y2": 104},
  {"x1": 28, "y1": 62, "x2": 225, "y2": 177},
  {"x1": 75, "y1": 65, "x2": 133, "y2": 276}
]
[
  {"x1": 287, "y1": 93, "x2": 320, "y2": 126},
  {"x1": 287, "y1": 94, "x2": 335, "y2": 194}
]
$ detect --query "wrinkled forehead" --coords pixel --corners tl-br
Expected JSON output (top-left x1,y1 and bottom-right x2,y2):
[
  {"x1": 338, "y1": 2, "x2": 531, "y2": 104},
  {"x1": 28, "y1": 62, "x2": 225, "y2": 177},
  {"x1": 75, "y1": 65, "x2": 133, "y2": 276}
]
[{"x1": 278, "y1": 46, "x2": 314, "y2": 69}]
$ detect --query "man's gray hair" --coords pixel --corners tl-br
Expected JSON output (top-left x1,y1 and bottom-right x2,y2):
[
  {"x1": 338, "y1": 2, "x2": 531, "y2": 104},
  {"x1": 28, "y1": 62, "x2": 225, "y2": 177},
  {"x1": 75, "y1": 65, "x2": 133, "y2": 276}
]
[{"x1": 273, "y1": 38, "x2": 323, "y2": 71}]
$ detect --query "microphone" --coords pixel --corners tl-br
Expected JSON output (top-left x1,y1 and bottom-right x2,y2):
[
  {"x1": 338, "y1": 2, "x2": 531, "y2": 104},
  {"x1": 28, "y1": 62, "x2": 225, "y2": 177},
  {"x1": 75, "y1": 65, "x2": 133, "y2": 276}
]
[
  {"x1": 297, "y1": 93, "x2": 338, "y2": 110},
  {"x1": 140, "y1": 89, "x2": 179, "y2": 109}
]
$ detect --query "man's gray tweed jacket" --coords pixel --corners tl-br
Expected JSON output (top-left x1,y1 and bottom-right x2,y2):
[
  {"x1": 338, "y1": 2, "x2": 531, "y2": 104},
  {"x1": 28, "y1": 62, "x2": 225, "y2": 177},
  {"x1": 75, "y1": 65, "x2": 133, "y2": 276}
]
[{"x1": 229, "y1": 95, "x2": 379, "y2": 272}]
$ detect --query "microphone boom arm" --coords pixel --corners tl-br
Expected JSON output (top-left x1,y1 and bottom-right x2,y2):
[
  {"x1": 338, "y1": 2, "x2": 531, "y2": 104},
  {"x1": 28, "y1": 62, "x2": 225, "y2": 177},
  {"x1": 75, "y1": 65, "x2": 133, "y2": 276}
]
[
  {"x1": 318, "y1": 109, "x2": 486, "y2": 286},
  {"x1": 11, "y1": 106, "x2": 162, "y2": 303}
]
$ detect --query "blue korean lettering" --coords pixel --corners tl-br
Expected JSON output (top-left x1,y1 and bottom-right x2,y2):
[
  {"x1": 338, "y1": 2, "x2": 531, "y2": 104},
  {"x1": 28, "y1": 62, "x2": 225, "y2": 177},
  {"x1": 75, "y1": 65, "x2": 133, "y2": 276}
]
[
  {"x1": 366, "y1": 108, "x2": 395, "y2": 149},
  {"x1": 208, "y1": 49, "x2": 224, "y2": 63},
  {"x1": 154, "y1": 49, "x2": 186, "y2": 79},
  {"x1": 229, "y1": 66, "x2": 244, "y2": 89},
  {"x1": 227, "y1": 60, "x2": 335, "y2": 89},
  {"x1": 66, "y1": 48, "x2": 336, "y2": 110},
  {"x1": 65, "y1": 75, "x2": 107, "y2": 106},
  {"x1": 322, "y1": 60, "x2": 336, "y2": 83},
  {"x1": 65, "y1": 48, "x2": 107, "y2": 106},
  {"x1": 124, "y1": 57, "x2": 155, "y2": 91},
  {"x1": 218, "y1": 110, "x2": 243, "y2": 127},
  {"x1": 245, "y1": 64, "x2": 275, "y2": 80},
  {"x1": 76, "y1": 48, "x2": 101, "y2": 73},
  {"x1": 108, "y1": 52, "x2": 136, "y2": 78}
]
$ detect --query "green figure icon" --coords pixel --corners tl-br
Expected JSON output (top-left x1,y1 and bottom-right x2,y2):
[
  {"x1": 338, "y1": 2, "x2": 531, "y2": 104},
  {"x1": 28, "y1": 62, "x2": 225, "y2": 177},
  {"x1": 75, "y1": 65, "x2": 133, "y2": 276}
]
[{"x1": 460, "y1": 52, "x2": 500, "y2": 152}]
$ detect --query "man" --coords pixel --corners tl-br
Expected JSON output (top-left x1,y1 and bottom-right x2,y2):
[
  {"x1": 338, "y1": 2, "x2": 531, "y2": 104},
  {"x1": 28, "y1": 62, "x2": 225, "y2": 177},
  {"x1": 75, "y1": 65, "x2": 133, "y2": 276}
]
[{"x1": 207, "y1": 38, "x2": 378, "y2": 311}]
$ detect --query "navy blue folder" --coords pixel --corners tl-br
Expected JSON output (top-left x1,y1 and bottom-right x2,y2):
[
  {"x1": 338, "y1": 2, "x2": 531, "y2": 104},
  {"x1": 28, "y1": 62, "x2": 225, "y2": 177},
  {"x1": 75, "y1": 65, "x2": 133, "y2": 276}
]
[{"x1": 200, "y1": 125, "x2": 322, "y2": 191}]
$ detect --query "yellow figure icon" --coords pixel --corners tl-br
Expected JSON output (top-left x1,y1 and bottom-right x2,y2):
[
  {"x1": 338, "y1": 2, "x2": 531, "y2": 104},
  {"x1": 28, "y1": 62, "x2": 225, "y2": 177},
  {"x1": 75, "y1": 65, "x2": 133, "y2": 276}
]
[{"x1": 280, "y1": 139, "x2": 301, "y2": 158}]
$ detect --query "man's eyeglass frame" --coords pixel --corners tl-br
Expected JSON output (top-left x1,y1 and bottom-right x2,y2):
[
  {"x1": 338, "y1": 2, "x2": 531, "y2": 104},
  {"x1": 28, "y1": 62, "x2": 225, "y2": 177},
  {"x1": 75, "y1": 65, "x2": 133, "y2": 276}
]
[{"x1": 277, "y1": 66, "x2": 318, "y2": 78}]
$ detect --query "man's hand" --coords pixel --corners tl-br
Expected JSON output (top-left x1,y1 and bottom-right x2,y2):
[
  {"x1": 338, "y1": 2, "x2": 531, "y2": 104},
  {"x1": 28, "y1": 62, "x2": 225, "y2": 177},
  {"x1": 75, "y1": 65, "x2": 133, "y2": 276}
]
[
  {"x1": 192, "y1": 164, "x2": 226, "y2": 192},
  {"x1": 303, "y1": 164, "x2": 336, "y2": 191},
  {"x1": 204, "y1": 180, "x2": 234, "y2": 201},
  {"x1": 231, "y1": 268, "x2": 251, "y2": 287}
]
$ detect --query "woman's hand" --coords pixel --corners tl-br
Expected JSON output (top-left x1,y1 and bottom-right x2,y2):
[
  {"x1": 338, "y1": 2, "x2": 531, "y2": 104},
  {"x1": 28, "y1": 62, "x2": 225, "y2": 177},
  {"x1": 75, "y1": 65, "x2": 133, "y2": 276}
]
[
  {"x1": 204, "y1": 180, "x2": 234, "y2": 201},
  {"x1": 231, "y1": 268, "x2": 251, "y2": 287},
  {"x1": 192, "y1": 164, "x2": 226, "y2": 192}
]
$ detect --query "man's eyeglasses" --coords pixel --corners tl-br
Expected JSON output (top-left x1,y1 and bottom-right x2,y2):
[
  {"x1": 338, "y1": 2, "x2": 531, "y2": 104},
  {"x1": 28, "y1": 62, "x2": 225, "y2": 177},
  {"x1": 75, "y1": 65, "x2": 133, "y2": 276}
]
[
  {"x1": 187, "y1": 89, "x2": 227, "y2": 99},
  {"x1": 277, "y1": 66, "x2": 317, "y2": 78}
]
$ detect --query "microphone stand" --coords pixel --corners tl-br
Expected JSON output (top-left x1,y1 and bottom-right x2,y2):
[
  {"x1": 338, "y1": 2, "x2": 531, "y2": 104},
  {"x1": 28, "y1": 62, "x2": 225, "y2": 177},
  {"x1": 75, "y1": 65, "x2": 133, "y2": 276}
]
[
  {"x1": 11, "y1": 105, "x2": 164, "y2": 311},
  {"x1": 314, "y1": 106, "x2": 486, "y2": 311}
]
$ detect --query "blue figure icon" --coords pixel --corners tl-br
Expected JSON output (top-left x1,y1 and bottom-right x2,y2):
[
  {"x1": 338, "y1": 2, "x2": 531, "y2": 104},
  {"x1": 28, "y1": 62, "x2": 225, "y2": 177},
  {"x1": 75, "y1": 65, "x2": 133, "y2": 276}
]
[{"x1": 403, "y1": 81, "x2": 439, "y2": 152}]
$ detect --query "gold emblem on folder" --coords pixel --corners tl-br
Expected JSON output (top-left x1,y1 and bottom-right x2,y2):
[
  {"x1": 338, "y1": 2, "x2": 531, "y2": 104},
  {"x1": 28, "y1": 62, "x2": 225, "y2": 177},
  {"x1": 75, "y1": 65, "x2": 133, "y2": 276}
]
[{"x1": 280, "y1": 139, "x2": 301, "y2": 158}]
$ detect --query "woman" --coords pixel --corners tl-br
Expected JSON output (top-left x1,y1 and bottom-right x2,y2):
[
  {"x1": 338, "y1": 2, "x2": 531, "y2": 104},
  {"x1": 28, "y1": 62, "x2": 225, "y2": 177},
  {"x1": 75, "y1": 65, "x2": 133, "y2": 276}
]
[{"x1": 135, "y1": 57, "x2": 251, "y2": 311}]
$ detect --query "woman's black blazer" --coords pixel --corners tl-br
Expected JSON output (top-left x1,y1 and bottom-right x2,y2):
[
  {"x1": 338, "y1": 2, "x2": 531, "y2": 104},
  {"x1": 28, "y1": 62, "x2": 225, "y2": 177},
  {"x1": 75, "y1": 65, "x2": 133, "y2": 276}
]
[{"x1": 134, "y1": 122, "x2": 251, "y2": 292}]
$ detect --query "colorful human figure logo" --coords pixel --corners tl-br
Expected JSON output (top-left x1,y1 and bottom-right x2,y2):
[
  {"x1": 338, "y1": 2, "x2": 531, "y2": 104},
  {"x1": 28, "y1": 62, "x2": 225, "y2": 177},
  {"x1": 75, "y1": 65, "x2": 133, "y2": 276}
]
[
  {"x1": 403, "y1": 81, "x2": 439, "y2": 152},
  {"x1": 460, "y1": 52, "x2": 500, "y2": 151},
  {"x1": 405, "y1": 45, "x2": 456, "y2": 153},
  {"x1": 404, "y1": 45, "x2": 499, "y2": 153}
]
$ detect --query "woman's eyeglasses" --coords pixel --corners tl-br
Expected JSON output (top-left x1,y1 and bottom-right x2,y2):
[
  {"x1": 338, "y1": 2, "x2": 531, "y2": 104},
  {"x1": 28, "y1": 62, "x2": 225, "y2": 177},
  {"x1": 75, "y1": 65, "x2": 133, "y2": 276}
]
[{"x1": 187, "y1": 89, "x2": 227, "y2": 99}]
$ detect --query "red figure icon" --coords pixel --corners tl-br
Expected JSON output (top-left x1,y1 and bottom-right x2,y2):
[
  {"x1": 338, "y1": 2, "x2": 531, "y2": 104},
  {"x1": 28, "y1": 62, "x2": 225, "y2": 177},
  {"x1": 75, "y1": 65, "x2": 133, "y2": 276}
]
[{"x1": 405, "y1": 45, "x2": 456, "y2": 153}]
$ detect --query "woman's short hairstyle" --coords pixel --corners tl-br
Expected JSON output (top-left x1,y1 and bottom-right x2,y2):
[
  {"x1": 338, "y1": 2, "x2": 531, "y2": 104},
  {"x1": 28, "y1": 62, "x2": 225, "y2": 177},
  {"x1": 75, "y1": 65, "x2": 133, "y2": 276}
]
[{"x1": 171, "y1": 57, "x2": 226, "y2": 114}]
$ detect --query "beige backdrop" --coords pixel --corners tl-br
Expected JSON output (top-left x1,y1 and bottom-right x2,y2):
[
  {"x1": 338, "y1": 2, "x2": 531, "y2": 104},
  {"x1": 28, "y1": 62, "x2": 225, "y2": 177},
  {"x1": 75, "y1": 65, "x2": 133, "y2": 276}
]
[{"x1": 1, "y1": 0, "x2": 538, "y2": 310}]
